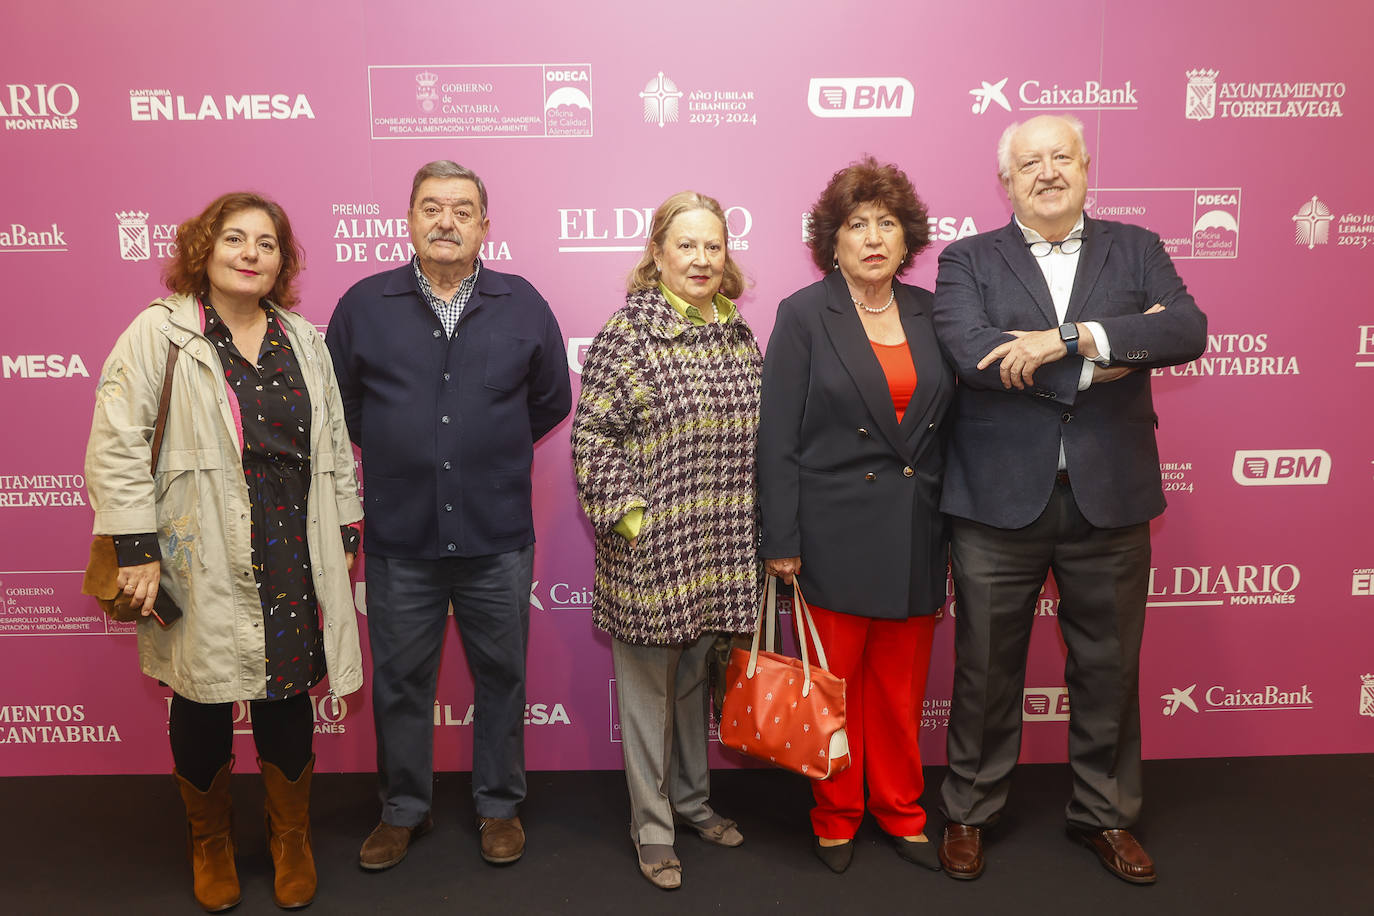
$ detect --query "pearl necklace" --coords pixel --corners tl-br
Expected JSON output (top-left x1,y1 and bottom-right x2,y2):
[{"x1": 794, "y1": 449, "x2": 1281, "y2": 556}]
[{"x1": 853, "y1": 287, "x2": 896, "y2": 314}]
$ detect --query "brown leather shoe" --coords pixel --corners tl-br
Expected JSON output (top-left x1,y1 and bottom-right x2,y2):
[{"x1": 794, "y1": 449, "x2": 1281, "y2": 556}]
[
  {"x1": 174, "y1": 757, "x2": 241, "y2": 913},
  {"x1": 260, "y1": 756, "x2": 316, "y2": 908},
  {"x1": 1071, "y1": 827, "x2": 1157, "y2": 884},
  {"x1": 477, "y1": 815, "x2": 525, "y2": 864},
  {"x1": 938, "y1": 823, "x2": 984, "y2": 880},
  {"x1": 359, "y1": 814, "x2": 433, "y2": 871}
]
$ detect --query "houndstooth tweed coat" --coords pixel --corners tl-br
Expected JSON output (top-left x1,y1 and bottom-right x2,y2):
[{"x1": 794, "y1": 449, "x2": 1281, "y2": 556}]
[{"x1": 572, "y1": 287, "x2": 763, "y2": 645}]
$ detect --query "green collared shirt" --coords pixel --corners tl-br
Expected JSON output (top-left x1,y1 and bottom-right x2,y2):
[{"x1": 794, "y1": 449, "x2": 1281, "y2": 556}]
[{"x1": 658, "y1": 282, "x2": 737, "y2": 326}]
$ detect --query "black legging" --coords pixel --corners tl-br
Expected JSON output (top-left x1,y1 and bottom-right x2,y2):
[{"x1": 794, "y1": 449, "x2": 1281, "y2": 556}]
[{"x1": 170, "y1": 692, "x2": 313, "y2": 790}]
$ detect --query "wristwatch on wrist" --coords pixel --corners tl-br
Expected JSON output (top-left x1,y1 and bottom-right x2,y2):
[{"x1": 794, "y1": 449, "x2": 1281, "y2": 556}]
[{"x1": 1059, "y1": 322, "x2": 1079, "y2": 356}]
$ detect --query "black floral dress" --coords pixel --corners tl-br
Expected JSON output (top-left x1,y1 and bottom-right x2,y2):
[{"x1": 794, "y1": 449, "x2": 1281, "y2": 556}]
[{"x1": 203, "y1": 301, "x2": 324, "y2": 700}]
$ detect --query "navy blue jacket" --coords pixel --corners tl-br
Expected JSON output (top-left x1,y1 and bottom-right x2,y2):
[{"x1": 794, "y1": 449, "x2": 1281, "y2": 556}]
[
  {"x1": 932, "y1": 217, "x2": 1207, "y2": 530},
  {"x1": 326, "y1": 263, "x2": 572, "y2": 558}
]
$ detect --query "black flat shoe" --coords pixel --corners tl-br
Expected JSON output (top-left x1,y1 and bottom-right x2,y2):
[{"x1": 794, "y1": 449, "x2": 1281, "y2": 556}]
[
  {"x1": 892, "y1": 835, "x2": 942, "y2": 871},
  {"x1": 813, "y1": 837, "x2": 854, "y2": 873}
]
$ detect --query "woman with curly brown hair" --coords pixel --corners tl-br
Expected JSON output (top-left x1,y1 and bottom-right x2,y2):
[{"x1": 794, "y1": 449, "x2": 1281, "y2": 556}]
[
  {"x1": 757, "y1": 157, "x2": 954, "y2": 874},
  {"x1": 85, "y1": 192, "x2": 363, "y2": 911}
]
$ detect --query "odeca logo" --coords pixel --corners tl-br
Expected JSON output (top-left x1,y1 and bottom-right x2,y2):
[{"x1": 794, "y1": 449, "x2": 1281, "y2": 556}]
[
  {"x1": 1232, "y1": 449, "x2": 1330, "y2": 486},
  {"x1": 807, "y1": 77, "x2": 913, "y2": 118},
  {"x1": 1161, "y1": 682, "x2": 1313, "y2": 714}
]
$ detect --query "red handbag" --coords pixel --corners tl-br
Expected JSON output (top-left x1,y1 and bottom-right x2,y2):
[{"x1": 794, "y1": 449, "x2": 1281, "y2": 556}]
[{"x1": 718, "y1": 576, "x2": 850, "y2": 780}]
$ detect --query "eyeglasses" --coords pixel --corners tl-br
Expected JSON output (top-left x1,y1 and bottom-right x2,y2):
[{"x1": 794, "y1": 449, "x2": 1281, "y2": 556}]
[{"x1": 1027, "y1": 237, "x2": 1083, "y2": 258}]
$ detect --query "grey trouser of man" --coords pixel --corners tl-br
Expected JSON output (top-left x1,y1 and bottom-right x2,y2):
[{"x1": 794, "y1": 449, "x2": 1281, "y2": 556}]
[
  {"x1": 367, "y1": 547, "x2": 533, "y2": 827},
  {"x1": 940, "y1": 480, "x2": 1150, "y2": 832},
  {"x1": 612, "y1": 634, "x2": 718, "y2": 847}
]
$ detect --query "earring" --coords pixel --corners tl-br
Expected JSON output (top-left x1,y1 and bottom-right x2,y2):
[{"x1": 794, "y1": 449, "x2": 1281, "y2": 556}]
[{"x1": 832, "y1": 256, "x2": 839, "y2": 270}]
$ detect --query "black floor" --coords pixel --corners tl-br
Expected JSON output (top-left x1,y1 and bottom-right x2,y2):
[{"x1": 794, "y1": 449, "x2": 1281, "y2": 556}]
[{"x1": 4, "y1": 756, "x2": 1371, "y2": 914}]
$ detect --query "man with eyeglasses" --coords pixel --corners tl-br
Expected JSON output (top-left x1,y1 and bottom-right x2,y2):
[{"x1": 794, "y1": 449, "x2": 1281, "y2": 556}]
[
  {"x1": 327, "y1": 161, "x2": 571, "y2": 873},
  {"x1": 930, "y1": 115, "x2": 1206, "y2": 885}
]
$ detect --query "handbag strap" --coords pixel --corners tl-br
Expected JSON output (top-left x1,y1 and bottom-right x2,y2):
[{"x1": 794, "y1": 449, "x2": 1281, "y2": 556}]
[
  {"x1": 744, "y1": 576, "x2": 835, "y2": 698},
  {"x1": 789, "y1": 581, "x2": 831, "y2": 696},
  {"x1": 744, "y1": 575, "x2": 775, "y2": 678},
  {"x1": 148, "y1": 341, "x2": 180, "y2": 474}
]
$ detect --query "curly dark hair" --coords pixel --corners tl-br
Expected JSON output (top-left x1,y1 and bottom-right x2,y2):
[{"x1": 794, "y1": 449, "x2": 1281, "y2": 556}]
[
  {"x1": 162, "y1": 192, "x2": 304, "y2": 309},
  {"x1": 806, "y1": 155, "x2": 930, "y2": 276}
]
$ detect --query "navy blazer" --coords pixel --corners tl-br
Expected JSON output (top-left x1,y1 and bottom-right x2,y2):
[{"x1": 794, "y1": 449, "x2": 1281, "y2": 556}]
[
  {"x1": 326, "y1": 263, "x2": 571, "y2": 559},
  {"x1": 932, "y1": 217, "x2": 1207, "y2": 530},
  {"x1": 758, "y1": 271, "x2": 954, "y2": 619}
]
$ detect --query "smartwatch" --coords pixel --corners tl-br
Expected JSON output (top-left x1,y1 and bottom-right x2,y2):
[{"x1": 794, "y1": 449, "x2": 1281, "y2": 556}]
[{"x1": 1058, "y1": 322, "x2": 1079, "y2": 356}]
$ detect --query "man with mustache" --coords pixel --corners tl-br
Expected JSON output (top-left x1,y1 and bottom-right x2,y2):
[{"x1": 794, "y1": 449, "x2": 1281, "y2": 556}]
[
  {"x1": 327, "y1": 161, "x2": 571, "y2": 872},
  {"x1": 930, "y1": 116, "x2": 1206, "y2": 885}
]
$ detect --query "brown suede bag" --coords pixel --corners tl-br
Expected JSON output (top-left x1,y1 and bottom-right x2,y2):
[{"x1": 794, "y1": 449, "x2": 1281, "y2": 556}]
[{"x1": 82, "y1": 342, "x2": 179, "y2": 621}]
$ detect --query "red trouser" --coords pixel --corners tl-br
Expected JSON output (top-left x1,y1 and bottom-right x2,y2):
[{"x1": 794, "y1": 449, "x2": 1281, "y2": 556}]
[{"x1": 807, "y1": 606, "x2": 936, "y2": 840}]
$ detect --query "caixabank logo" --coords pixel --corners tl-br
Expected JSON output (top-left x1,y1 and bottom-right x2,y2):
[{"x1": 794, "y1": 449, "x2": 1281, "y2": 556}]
[
  {"x1": 968, "y1": 75, "x2": 1137, "y2": 114},
  {"x1": 0, "y1": 221, "x2": 67, "y2": 254},
  {"x1": 1160, "y1": 681, "x2": 1314, "y2": 715}
]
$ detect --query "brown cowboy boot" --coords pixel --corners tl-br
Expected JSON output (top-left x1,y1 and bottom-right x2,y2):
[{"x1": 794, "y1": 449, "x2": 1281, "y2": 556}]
[
  {"x1": 260, "y1": 755, "x2": 318, "y2": 909},
  {"x1": 174, "y1": 756, "x2": 241, "y2": 912}
]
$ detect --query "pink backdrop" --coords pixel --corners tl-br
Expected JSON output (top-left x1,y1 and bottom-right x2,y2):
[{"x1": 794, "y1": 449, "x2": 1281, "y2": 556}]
[{"x1": 3, "y1": 0, "x2": 1372, "y2": 775}]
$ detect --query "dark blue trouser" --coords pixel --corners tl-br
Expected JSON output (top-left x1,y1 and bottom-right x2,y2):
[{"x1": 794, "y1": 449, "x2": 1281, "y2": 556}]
[{"x1": 366, "y1": 547, "x2": 533, "y2": 826}]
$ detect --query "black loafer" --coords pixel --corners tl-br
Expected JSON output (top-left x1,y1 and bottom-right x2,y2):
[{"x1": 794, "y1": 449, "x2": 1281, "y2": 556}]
[{"x1": 813, "y1": 837, "x2": 854, "y2": 873}]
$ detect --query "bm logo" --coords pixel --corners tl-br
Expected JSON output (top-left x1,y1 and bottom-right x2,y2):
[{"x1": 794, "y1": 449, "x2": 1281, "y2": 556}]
[
  {"x1": 1231, "y1": 449, "x2": 1331, "y2": 486},
  {"x1": 807, "y1": 77, "x2": 913, "y2": 118}
]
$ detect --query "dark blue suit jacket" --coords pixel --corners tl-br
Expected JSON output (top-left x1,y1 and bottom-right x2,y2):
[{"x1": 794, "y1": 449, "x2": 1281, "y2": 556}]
[
  {"x1": 932, "y1": 217, "x2": 1206, "y2": 530},
  {"x1": 326, "y1": 263, "x2": 571, "y2": 558},
  {"x1": 758, "y1": 271, "x2": 954, "y2": 618}
]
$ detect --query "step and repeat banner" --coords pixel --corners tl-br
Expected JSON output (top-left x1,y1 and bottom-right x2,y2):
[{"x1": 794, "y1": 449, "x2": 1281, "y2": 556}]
[{"x1": 3, "y1": 1, "x2": 1372, "y2": 774}]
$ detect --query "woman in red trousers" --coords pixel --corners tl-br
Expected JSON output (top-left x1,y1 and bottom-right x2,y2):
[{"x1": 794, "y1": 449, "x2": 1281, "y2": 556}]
[{"x1": 757, "y1": 156, "x2": 953, "y2": 874}]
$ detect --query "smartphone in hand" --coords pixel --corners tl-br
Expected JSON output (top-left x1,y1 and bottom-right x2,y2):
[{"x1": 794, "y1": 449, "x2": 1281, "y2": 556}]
[{"x1": 150, "y1": 589, "x2": 183, "y2": 628}]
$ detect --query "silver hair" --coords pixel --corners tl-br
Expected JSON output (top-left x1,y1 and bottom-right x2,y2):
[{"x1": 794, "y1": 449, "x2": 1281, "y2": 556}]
[
  {"x1": 996, "y1": 115, "x2": 1088, "y2": 179},
  {"x1": 408, "y1": 160, "x2": 489, "y2": 215}
]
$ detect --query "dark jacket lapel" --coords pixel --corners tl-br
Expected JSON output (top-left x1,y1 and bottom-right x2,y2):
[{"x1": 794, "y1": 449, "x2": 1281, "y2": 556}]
[
  {"x1": 994, "y1": 218, "x2": 1058, "y2": 328},
  {"x1": 818, "y1": 270, "x2": 908, "y2": 460},
  {"x1": 1065, "y1": 216, "x2": 1112, "y2": 322}
]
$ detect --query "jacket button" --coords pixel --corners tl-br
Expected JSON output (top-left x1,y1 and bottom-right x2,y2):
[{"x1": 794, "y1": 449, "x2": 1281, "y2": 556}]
[
  {"x1": 903, "y1": 466, "x2": 914, "y2": 477},
  {"x1": 444, "y1": 503, "x2": 453, "y2": 512},
  {"x1": 441, "y1": 415, "x2": 450, "y2": 424},
  {"x1": 443, "y1": 461, "x2": 452, "y2": 470},
  {"x1": 928, "y1": 422, "x2": 935, "y2": 429},
  {"x1": 864, "y1": 473, "x2": 876, "y2": 481},
  {"x1": 446, "y1": 542, "x2": 456, "y2": 551},
  {"x1": 857, "y1": 428, "x2": 870, "y2": 438},
  {"x1": 433, "y1": 329, "x2": 441, "y2": 338},
  {"x1": 1061, "y1": 412, "x2": 1073, "y2": 423}
]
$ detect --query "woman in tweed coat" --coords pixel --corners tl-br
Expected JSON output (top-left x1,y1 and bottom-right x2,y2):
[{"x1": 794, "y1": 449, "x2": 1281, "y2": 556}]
[{"x1": 572, "y1": 191, "x2": 762, "y2": 890}]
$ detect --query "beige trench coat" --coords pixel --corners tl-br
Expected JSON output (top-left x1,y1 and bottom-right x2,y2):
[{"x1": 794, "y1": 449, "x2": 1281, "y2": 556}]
[{"x1": 86, "y1": 294, "x2": 364, "y2": 703}]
